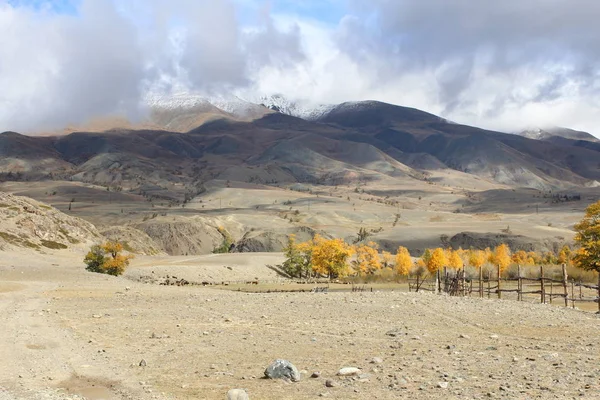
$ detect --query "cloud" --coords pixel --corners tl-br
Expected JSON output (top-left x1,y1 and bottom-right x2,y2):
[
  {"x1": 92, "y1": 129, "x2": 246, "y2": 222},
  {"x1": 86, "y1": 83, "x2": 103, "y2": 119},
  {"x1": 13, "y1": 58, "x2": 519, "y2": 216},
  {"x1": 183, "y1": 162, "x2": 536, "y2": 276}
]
[
  {"x1": 332, "y1": 0, "x2": 600, "y2": 133},
  {"x1": 1, "y1": 0, "x2": 600, "y2": 137},
  {"x1": 0, "y1": 0, "x2": 304, "y2": 132}
]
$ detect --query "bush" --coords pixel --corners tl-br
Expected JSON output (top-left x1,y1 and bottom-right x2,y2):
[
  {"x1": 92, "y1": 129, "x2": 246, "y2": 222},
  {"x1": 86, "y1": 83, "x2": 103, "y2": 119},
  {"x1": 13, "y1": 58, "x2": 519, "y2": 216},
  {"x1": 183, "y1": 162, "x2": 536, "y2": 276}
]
[{"x1": 84, "y1": 241, "x2": 133, "y2": 276}]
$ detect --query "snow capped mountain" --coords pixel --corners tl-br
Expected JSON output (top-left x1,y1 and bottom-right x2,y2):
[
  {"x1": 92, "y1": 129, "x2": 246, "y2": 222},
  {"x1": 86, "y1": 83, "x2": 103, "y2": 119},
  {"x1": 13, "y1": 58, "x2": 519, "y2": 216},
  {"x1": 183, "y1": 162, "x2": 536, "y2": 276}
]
[
  {"x1": 517, "y1": 127, "x2": 547, "y2": 140},
  {"x1": 144, "y1": 91, "x2": 335, "y2": 121},
  {"x1": 516, "y1": 127, "x2": 599, "y2": 142},
  {"x1": 257, "y1": 94, "x2": 335, "y2": 121}
]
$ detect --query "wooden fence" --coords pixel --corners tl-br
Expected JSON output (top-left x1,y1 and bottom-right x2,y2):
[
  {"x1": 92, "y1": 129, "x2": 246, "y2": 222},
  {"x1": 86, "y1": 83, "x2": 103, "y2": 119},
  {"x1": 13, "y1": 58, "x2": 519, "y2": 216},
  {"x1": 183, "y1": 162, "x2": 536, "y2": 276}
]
[{"x1": 409, "y1": 264, "x2": 600, "y2": 311}]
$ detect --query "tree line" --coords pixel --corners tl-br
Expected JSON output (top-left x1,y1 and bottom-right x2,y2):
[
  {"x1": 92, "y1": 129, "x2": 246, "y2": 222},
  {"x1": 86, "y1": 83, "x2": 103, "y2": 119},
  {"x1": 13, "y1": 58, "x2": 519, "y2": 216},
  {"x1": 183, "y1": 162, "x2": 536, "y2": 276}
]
[{"x1": 282, "y1": 199, "x2": 600, "y2": 282}]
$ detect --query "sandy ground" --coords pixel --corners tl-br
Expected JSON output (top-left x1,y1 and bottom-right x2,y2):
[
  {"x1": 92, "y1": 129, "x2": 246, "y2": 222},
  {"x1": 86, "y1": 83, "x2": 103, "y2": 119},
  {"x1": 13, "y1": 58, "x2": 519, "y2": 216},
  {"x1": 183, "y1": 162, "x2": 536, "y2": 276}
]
[{"x1": 1, "y1": 250, "x2": 599, "y2": 400}]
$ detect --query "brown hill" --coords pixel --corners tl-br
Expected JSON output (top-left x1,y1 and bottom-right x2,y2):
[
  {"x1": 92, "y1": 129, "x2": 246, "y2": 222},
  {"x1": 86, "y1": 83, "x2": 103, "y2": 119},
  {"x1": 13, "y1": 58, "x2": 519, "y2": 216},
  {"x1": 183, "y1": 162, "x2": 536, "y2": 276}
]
[{"x1": 1, "y1": 101, "x2": 599, "y2": 198}]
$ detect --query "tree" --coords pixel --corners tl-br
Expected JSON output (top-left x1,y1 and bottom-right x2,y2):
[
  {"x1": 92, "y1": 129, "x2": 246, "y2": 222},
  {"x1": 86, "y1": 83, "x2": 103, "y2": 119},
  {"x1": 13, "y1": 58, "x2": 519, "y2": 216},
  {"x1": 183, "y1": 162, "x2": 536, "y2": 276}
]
[
  {"x1": 512, "y1": 250, "x2": 534, "y2": 266},
  {"x1": 542, "y1": 251, "x2": 558, "y2": 265},
  {"x1": 557, "y1": 245, "x2": 573, "y2": 266},
  {"x1": 395, "y1": 246, "x2": 412, "y2": 276},
  {"x1": 468, "y1": 249, "x2": 486, "y2": 270},
  {"x1": 311, "y1": 235, "x2": 354, "y2": 279},
  {"x1": 354, "y1": 241, "x2": 381, "y2": 275},
  {"x1": 282, "y1": 235, "x2": 304, "y2": 278},
  {"x1": 84, "y1": 241, "x2": 133, "y2": 276},
  {"x1": 490, "y1": 244, "x2": 511, "y2": 273},
  {"x1": 573, "y1": 201, "x2": 600, "y2": 273},
  {"x1": 448, "y1": 249, "x2": 464, "y2": 270},
  {"x1": 427, "y1": 248, "x2": 447, "y2": 274},
  {"x1": 573, "y1": 200, "x2": 600, "y2": 311}
]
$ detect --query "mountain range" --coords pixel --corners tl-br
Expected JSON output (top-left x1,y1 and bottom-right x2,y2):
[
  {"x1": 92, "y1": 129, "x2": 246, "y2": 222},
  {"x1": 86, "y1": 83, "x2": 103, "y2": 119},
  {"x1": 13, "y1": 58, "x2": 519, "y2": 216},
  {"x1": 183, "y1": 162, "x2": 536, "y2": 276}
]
[{"x1": 1, "y1": 96, "x2": 599, "y2": 202}]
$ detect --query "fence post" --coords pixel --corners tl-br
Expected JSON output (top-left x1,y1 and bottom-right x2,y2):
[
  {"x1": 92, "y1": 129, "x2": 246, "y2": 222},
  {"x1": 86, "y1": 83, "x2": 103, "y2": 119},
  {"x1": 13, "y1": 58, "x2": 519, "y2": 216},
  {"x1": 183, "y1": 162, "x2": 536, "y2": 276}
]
[
  {"x1": 561, "y1": 263, "x2": 568, "y2": 307},
  {"x1": 540, "y1": 266, "x2": 545, "y2": 304},
  {"x1": 436, "y1": 270, "x2": 441, "y2": 294},
  {"x1": 479, "y1": 267, "x2": 483, "y2": 298},
  {"x1": 487, "y1": 273, "x2": 491, "y2": 299},
  {"x1": 497, "y1": 265, "x2": 502, "y2": 299},
  {"x1": 571, "y1": 280, "x2": 575, "y2": 309},
  {"x1": 597, "y1": 272, "x2": 600, "y2": 313},
  {"x1": 517, "y1": 264, "x2": 522, "y2": 301},
  {"x1": 416, "y1": 275, "x2": 419, "y2": 293},
  {"x1": 549, "y1": 280, "x2": 553, "y2": 304},
  {"x1": 462, "y1": 268, "x2": 466, "y2": 297}
]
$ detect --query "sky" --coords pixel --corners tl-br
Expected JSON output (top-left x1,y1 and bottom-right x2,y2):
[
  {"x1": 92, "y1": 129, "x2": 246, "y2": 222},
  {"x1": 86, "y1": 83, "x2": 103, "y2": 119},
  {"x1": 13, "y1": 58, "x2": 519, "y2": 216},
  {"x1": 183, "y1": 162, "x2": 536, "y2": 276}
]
[{"x1": 1, "y1": 0, "x2": 600, "y2": 137}]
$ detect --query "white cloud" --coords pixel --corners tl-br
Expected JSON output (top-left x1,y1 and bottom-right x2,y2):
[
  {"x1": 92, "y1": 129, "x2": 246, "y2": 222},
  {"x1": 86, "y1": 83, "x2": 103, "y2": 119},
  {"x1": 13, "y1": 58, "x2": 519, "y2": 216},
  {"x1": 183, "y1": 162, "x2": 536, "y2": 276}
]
[{"x1": 1, "y1": 0, "x2": 600, "y2": 137}]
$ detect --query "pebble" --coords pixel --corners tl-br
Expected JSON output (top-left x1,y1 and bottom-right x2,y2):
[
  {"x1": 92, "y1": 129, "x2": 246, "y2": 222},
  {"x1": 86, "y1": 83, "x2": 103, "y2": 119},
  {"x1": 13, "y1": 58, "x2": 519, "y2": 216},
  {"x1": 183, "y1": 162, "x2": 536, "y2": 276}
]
[{"x1": 227, "y1": 389, "x2": 249, "y2": 400}]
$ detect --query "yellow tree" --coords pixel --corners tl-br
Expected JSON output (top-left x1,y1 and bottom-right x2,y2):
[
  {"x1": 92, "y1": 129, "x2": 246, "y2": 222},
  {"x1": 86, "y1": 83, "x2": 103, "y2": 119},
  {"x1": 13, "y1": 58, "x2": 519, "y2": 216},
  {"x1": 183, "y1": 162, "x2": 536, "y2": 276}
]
[
  {"x1": 427, "y1": 248, "x2": 447, "y2": 274},
  {"x1": 527, "y1": 250, "x2": 542, "y2": 265},
  {"x1": 490, "y1": 244, "x2": 511, "y2": 273},
  {"x1": 84, "y1": 241, "x2": 133, "y2": 276},
  {"x1": 512, "y1": 250, "x2": 534, "y2": 266},
  {"x1": 448, "y1": 249, "x2": 464, "y2": 270},
  {"x1": 354, "y1": 241, "x2": 382, "y2": 275},
  {"x1": 468, "y1": 249, "x2": 486, "y2": 270},
  {"x1": 311, "y1": 235, "x2": 354, "y2": 279},
  {"x1": 573, "y1": 201, "x2": 600, "y2": 310},
  {"x1": 557, "y1": 245, "x2": 573, "y2": 266},
  {"x1": 395, "y1": 246, "x2": 412, "y2": 276}
]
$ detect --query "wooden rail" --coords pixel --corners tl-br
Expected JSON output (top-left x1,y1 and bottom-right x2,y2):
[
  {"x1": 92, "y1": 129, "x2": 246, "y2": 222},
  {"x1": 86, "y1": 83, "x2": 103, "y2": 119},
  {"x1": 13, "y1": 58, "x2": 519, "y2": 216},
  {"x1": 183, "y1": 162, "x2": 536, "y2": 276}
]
[{"x1": 408, "y1": 264, "x2": 599, "y2": 311}]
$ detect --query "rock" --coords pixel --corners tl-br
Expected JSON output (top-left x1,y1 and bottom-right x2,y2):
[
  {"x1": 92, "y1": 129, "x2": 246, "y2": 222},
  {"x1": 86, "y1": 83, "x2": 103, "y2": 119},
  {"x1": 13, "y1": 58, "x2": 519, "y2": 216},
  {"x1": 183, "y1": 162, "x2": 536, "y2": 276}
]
[
  {"x1": 264, "y1": 359, "x2": 301, "y2": 382},
  {"x1": 370, "y1": 357, "x2": 383, "y2": 364},
  {"x1": 459, "y1": 334, "x2": 470, "y2": 339},
  {"x1": 325, "y1": 379, "x2": 338, "y2": 388},
  {"x1": 437, "y1": 382, "x2": 449, "y2": 389},
  {"x1": 311, "y1": 372, "x2": 321, "y2": 378},
  {"x1": 337, "y1": 367, "x2": 361, "y2": 377},
  {"x1": 227, "y1": 389, "x2": 249, "y2": 400},
  {"x1": 139, "y1": 359, "x2": 147, "y2": 367}
]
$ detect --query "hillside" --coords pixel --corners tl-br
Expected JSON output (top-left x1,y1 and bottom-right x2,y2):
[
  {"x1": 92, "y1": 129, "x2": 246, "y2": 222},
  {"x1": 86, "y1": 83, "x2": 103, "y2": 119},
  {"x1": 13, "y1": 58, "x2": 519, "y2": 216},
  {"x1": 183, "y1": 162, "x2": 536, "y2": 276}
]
[
  {"x1": 2, "y1": 100, "x2": 599, "y2": 194},
  {"x1": 0, "y1": 191, "x2": 101, "y2": 251}
]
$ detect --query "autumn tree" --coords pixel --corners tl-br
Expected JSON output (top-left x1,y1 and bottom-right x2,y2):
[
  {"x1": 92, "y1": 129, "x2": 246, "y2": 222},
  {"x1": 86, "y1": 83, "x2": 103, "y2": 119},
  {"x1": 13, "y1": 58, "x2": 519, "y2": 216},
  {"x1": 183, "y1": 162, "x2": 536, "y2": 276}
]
[
  {"x1": 447, "y1": 249, "x2": 464, "y2": 270},
  {"x1": 573, "y1": 201, "x2": 600, "y2": 274},
  {"x1": 311, "y1": 235, "x2": 354, "y2": 279},
  {"x1": 468, "y1": 249, "x2": 486, "y2": 270},
  {"x1": 512, "y1": 250, "x2": 534, "y2": 266},
  {"x1": 573, "y1": 201, "x2": 600, "y2": 299},
  {"x1": 395, "y1": 246, "x2": 412, "y2": 276},
  {"x1": 427, "y1": 248, "x2": 447, "y2": 274},
  {"x1": 84, "y1": 241, "x2": 133, "y2": 276},
  {"x1": 557, "y1": 245, "x2": 573, "y2": 266},
  {"x1": 490, "y1": 244, "x2": 511, "y2": 273},
  {"x1": 354, "y1": 241, "x2": 382, "y2": 275}
]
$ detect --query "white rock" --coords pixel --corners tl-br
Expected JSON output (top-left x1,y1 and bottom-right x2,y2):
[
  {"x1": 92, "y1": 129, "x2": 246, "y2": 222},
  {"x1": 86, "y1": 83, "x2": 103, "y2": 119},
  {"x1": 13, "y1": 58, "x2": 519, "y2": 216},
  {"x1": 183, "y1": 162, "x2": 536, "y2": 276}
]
[
  {"x1": 227, "y1": 389, "x2": 249, "y2": 400},
  {"x1": 337, "y1": 367, "x2": 361, "y2": 376}
]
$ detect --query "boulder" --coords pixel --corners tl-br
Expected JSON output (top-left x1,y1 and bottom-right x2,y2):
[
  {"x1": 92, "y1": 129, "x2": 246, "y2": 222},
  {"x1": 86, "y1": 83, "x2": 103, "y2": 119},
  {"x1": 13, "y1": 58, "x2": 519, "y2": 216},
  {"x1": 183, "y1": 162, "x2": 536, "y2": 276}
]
[{"x1": 264, "y1": 359, "x2": 301, "y2": 382}]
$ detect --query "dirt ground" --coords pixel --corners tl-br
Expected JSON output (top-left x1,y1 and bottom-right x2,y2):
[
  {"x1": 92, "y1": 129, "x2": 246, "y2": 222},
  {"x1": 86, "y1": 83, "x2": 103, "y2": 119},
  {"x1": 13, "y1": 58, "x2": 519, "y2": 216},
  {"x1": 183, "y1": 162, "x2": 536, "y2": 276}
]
[{"x1": 1, "y1": 250, "x2": 599, "y2": 400}]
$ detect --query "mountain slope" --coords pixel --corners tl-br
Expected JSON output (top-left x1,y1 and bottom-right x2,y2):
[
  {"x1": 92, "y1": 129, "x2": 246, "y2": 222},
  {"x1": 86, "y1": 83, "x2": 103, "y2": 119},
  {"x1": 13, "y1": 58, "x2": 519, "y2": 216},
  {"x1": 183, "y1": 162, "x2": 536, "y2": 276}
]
[
  {"x1": 518, "y1": 127, "x2": 599, "y2": 143},
  {"x1": 2, "y1": 100, "x2": 599, "y2": 193}
]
